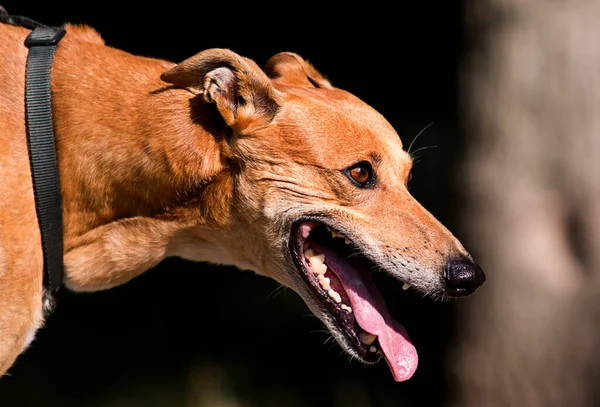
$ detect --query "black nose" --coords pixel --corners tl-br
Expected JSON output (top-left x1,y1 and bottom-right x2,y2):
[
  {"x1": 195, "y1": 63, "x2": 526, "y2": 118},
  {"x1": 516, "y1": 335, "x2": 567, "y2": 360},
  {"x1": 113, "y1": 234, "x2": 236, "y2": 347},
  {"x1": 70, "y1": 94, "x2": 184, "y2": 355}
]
[{"x1": 444, "y1": 258, "x2": 486, "y2": 296}]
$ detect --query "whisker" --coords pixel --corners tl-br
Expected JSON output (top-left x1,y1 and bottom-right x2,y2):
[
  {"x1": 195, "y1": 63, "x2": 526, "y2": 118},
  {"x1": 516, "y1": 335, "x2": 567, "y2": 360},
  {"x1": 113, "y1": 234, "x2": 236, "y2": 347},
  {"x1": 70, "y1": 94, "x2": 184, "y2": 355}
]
[
  {"x1": 407, "y1": 121, "x2": 435, "y2": 155},
  {"x1": 266, "y1": 285, "x2": 288, "y2": 300},
  {"x1": 326, "y1": 341, "x2": 340, "y2": 354},
  {"x1": 410, "y1": 144, "x2": 438, "y2": 158},
  {"x1": 323, "y1": 334, "x2": 336, "y2": 346}
]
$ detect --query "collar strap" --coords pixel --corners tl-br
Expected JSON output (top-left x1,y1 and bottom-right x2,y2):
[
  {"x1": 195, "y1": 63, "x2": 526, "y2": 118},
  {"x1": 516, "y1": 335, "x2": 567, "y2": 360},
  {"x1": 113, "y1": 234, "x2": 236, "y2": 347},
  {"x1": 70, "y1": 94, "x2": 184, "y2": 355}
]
[{"x1": 24, "y1": 26, "x2": 66, "y2": 293}]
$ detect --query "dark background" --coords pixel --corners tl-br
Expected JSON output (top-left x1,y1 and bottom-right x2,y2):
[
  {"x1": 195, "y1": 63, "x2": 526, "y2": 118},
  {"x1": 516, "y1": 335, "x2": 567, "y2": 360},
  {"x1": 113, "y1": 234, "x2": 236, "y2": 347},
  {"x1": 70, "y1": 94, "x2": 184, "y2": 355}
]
[{"x1": 0, "y1": 2, "x2": 467, "y2": 406}]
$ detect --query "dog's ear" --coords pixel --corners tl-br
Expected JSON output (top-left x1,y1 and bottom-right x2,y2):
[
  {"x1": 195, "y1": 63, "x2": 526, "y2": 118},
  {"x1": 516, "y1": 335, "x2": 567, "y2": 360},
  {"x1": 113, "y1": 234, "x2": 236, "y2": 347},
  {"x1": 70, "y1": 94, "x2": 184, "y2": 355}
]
[
  {"x1": 161, "y1": 48, "x2": 280, "y2": 133},
  {"x1": 264, "y1": 52, "x2": 332, "y2": 89}
]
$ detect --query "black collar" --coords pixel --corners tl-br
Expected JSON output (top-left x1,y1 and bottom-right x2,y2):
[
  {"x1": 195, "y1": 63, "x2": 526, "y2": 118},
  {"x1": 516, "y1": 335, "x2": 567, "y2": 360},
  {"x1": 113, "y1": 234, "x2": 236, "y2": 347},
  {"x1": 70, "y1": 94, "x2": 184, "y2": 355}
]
[{"x1": 2, "y1": 8, "x2": 66, "y2": 293}]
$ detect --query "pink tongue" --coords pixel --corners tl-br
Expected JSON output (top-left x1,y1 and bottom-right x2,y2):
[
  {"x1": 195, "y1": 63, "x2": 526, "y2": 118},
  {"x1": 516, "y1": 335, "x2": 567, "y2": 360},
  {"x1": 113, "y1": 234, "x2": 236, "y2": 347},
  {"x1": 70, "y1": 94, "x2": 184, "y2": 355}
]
[{"x1": 312, "y1": 242, "x2": 418, "y2": 382}]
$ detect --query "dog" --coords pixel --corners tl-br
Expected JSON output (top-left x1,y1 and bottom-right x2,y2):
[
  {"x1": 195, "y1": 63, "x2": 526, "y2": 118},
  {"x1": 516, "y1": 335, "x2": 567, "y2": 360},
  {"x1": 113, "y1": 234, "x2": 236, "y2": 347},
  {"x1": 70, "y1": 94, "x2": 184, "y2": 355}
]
[{"x1": 0, "y1": 19, "x2": 485, "y2": 381}]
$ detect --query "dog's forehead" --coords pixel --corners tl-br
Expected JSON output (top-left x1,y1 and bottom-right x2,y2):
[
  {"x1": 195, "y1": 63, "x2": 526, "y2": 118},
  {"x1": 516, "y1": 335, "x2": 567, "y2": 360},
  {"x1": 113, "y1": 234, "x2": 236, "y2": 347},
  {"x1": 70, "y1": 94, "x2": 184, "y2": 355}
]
[{"x1": 272, "y1": 87, "x2": 411, "y2": 171}]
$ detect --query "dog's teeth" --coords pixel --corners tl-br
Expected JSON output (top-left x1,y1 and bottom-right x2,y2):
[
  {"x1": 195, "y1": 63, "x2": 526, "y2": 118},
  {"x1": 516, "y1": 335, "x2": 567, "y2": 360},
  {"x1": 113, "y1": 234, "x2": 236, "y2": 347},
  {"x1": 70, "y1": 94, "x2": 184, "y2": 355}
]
[
  {"x1": 308, "y1": 253, "x2": 327, "y2": 275},
  {"x1": 369, "y1": 346, "x2": 377, "y2": 353},
  {"x1": 315, "y1": 253, "x2": 326, "y2": 263},
  {"x1": 341, "y1": 304, "x2": 353, "y2": 313},
  {"x1": 305, "y1": 249, "x2": 327, "y2": 274},
  {"x1": 325, "y1": 227, "x2": 352, "y2": 243},
  {"x1": 328, "y1": 228, "x2": 341, "y2": 238},
  {"x1": 402, "y1": 283, "x2": 410, "y2": 291},
  {"x1": 312, "y1": 259, "x2": 327, "y2": 275},
  {"x1": 328, "y1": 289, "x2": 342, "y2": 303},
  {"x1": 318, "y1": 275, "x2": 331, "y2": 290},
  {"x1": 358, "y1": 331, "x2": 377, "y2": 345}
]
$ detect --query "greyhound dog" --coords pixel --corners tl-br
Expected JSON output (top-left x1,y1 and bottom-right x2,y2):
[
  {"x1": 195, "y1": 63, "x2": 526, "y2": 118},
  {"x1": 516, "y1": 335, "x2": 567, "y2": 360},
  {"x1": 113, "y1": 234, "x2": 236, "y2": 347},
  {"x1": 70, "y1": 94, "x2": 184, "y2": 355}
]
[{"x1": 0, "y1": 19, "x2": 485, "y2": 381}]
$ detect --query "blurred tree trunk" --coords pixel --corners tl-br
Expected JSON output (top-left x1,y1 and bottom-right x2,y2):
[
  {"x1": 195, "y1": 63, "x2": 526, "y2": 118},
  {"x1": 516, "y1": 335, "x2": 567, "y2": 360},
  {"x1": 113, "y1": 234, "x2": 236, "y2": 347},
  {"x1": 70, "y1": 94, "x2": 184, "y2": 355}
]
[{"x1": 449, "y1": 1, "x2": 600, "y2": 406}]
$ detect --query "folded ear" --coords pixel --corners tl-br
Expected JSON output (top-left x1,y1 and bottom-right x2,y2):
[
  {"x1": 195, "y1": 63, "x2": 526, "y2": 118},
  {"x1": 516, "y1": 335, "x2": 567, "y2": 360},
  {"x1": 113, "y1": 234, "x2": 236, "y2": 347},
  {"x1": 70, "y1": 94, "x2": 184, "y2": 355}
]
[
  {"x1": 161, "y1": 48, "x2": 281, "y2": 133},
  {"x1": 264, "y1": 52, "x2": 332, "y2": 89}
]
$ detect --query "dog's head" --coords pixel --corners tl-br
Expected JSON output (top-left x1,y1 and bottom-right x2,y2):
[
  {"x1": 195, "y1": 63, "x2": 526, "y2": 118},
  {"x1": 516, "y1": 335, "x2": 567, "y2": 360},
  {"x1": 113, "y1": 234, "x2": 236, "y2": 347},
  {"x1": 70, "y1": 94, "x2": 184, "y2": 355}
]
[{"x1": 161, "y1": 49, "x2": 485, "y2": 381}]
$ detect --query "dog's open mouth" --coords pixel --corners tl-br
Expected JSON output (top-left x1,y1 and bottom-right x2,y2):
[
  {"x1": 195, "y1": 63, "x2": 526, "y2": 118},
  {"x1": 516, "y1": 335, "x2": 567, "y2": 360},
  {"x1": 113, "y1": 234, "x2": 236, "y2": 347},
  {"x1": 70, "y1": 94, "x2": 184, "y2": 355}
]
[{"x1": 290, "y1": 220, "x2": 418, "y2": 382}]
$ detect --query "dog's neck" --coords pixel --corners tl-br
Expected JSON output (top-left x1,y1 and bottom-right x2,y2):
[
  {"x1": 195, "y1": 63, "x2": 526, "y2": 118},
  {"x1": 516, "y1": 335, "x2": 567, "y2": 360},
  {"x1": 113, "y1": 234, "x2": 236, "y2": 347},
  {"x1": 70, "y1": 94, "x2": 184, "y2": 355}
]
[{"x1": 51, "y1": 30, "x2": 230, "y2": 249}]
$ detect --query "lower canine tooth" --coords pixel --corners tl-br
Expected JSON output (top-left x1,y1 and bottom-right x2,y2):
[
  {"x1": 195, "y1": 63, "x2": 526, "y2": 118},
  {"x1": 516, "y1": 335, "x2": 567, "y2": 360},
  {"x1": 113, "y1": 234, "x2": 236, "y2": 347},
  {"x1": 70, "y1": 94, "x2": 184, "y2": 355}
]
[
  {"x1": 402, "y1": 283, "x2": 410, "y2": 290},
  {"x1": 328, "y1": 289, "x2": 342, "y2": 303},
  {"x1": 358, "y1": 331, "x2": 377, "y2": 345}
]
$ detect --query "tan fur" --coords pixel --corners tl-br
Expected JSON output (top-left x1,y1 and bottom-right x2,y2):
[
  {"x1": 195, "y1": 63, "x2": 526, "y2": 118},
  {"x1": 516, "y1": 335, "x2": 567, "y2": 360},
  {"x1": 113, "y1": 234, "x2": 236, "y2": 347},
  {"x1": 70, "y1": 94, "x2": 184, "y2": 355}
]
[{"x1": 0, "y1": 22, "x2": 474, "y2": 376}]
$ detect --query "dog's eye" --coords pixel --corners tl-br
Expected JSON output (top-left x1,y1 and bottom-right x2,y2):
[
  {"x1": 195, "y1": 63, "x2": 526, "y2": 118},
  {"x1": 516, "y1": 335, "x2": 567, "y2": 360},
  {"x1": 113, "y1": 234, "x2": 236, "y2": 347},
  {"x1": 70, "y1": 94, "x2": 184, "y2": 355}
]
[{"x1": 344, "y1": 161, "x2": 376, "y2": 188}]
